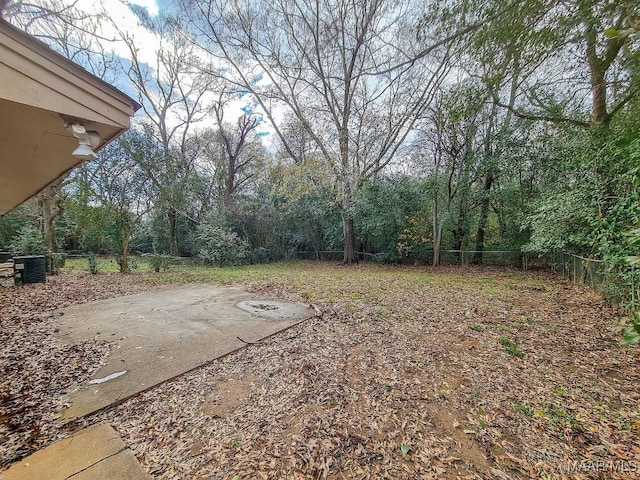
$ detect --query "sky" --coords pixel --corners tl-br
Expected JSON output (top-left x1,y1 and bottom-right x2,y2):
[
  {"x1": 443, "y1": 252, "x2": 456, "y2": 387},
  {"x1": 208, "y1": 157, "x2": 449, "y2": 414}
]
[
  {"x1": 76, "y1": 0, "x2": 161, "y2": 64},
  {"x1": 68, "y1": 0, "x2": 272, "y2": 137},
  {"x1": 130, "y1": 0, "x2": 159, "y2": 15}
]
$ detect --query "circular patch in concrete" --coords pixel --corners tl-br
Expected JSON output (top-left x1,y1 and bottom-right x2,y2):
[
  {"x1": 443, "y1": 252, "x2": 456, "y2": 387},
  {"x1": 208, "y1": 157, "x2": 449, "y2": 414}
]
[{"x1": 235, "y1": 300, "x2": 312, "y2": 319}]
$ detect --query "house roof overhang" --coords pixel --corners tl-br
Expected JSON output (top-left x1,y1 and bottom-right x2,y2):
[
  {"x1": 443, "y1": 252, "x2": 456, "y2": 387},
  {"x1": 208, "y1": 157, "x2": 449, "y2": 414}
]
[{"x1": 0, "y1": 19, "x2": 141, "y2": 215}]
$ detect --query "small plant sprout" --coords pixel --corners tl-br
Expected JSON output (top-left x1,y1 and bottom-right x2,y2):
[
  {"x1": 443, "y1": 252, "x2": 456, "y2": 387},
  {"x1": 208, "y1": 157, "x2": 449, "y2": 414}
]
[
  {"x1": 514, "y1": 403, "x2": 533, "y2": 417},
  {"x1": 498, "y1": 337, "x2": 524, "y2": 357}
]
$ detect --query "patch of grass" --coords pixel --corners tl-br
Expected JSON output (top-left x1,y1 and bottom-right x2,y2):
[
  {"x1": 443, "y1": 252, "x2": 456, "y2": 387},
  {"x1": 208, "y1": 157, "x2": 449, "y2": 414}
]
[
  {"x1": 482, "y1": 285, "x2": 502, "y2": 297},
  {"x1": 505, "y1": 344, "x2": 524, "y2": 357},
  {"x1": 498, "y1": 337, "x2": 515, "y2": 347},
  {"x1": 514, "y1": 403, "x2": 533, "y2": 417},
  {"x1": 513, "y1": 401, "x2": 578, "y2": 430},
  {"x1": 66, "y1": 255, "x2": 138, "y2": 273},
  {"x1": 515, "y1": 315, "x2": 543, "y2": 330},
  {"x1": 498, "y1": 337, "x2": 524, "y2": 357},
  {"x1": 535, "y1": 403, "x2": 578, "y2": 430},
  {"x1": 469, "y1": 323, "x2": 483, "y2": 331}
]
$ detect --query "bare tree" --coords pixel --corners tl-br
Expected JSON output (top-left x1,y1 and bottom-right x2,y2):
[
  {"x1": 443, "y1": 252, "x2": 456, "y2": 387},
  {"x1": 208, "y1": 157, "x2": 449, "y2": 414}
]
[
  {"x1": 184, "y1": 0, "x2": 456, "y2": 263},
  {"x1": 2, "y1": 0, "x2": 82, "y2": 27},
  {"x1": 408, "y1": 77, "x2": 489, "y2": 267},
  {"x1": 109, "y1": 11, "x2": 211, "y2": 255},
  {"x1": 210, "y1": 89, "x2": 263, "y2": 206}
]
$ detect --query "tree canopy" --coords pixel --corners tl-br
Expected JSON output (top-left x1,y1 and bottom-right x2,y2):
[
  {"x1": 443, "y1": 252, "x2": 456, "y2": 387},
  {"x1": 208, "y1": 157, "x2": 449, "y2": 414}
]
[{"x1": 0, "y1": 0, "x2": 638, "y2": 304}]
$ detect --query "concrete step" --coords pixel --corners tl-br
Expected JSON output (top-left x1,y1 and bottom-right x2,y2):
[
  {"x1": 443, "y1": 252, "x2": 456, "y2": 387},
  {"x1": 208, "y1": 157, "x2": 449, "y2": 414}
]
[{"x1": 0, "y1": 423, "x2": 151, "y2": 480}]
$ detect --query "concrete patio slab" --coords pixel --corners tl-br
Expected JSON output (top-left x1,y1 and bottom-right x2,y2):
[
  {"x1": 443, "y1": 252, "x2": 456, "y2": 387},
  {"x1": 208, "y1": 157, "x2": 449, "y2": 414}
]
[
  {"x1": 0, "y1": 423, "x2": 151, "y2": 480},
  {"x1": 55, "y1": 284, "x2": 313, "y2": 419}
]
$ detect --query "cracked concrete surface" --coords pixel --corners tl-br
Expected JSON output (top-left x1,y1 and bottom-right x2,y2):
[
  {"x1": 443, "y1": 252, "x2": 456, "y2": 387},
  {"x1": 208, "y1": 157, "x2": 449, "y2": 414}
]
[
  {"x1": 0, "y1": 424, "x2": 151, "y2": 480},
  {"x1": 2, "y1": 285, "x2": 313, "y2": 480},
  {"x1": 56, "y1": 284, "x2": 313, "y2": 419}
]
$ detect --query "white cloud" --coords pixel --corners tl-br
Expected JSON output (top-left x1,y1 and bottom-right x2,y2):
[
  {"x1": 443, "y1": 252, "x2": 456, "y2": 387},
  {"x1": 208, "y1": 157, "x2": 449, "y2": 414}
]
[
  {"x1": 67, "y1": 0, "x2": 279, "y2": 146},
  {"x1": 129, "y1": 0, "x2": 159, "y2": 16},
  {"x1": 70, "y1": 0, "x2": 161, "y2": 68}
]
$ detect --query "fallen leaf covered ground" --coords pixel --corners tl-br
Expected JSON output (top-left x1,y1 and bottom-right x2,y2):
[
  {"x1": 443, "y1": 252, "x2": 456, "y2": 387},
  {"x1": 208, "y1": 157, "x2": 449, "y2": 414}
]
[{"x1": 1, "y1": 262, "x2": 639, "y2": 479}]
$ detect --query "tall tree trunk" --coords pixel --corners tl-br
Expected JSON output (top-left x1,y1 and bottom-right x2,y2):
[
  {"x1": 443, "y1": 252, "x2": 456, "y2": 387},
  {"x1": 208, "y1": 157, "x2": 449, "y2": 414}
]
[
  {"x1": 433, "y1": 223, "x2": 445, "y2": 267},
  {"x1": 472, "y1": 90, "x2": 500, "y2": 265},
  {"x1": 168, "y1": 207, "x2": 179, "y2": 256},
  {"x1": 39, "y1": 195, "x2": 56, "y2": 252},
  {"x1": 432, "y1": 203, "x2": 443, "y2": 267},
  {"x1": 224, "y1": 154, "x2": 236, "y2": 206},
  {"x1": 579, "y1": 0, "x2": 621, "y2": 125},
  {"x1": 452, "y1": 199, "x2": 470, "y2": 264},
  {"x1": 341, "y1": 212, "x2": 357, "y2": 264},
  {"x1": 473, "y1": 173, "x2": 494, "y2": 264},
  {"x1": 590, "y1": 66, "x2": 608, "y2": 124},
  {"x1": 338, "y1": 122, "x2": 356, "y2": 264},
  {"x1": 36, "y1": 176, "x2": 67, "y2": 252},
  {"x1": 120, "y1": 228, "x2": 130, "y2": 273}
]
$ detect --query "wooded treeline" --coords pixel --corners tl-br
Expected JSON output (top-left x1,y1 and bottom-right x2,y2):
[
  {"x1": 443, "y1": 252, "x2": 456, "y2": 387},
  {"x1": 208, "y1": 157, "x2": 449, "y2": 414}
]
[{"x1": 0, "y1": 0, "x2": 638, "y2": 298}]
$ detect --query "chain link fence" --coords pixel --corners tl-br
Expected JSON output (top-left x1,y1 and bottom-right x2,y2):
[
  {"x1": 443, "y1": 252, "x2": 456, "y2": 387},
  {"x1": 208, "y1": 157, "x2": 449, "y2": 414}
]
[
  {"x1": 3, "y1": 247, "x2": 636, "y2": 306},
  {"x1": 523, "y1": 250, "x2": 639, "y2": 307},
  {"x1": 295, "y1": 249, "x2": 638, "y2": 307}
]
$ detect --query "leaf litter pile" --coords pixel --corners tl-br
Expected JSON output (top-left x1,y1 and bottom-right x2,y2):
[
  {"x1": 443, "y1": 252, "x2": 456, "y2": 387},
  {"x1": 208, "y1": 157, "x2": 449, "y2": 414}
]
[
  {"x1": 2, "y1": 262, "x2": 640, "y2": 479},
  {"x1": 0, "y1": 273, "x2": 153, "y2": 464}
]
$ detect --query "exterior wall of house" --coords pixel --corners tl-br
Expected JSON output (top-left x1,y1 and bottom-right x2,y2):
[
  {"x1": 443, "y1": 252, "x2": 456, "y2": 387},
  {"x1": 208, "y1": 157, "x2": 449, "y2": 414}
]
[{"x1": 0, "y1": 20, "x2": 139, "y2": 214}]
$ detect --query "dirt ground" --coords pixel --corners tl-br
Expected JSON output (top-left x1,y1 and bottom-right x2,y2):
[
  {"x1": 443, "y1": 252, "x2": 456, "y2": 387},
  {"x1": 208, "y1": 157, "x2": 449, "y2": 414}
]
[{"x1": 1, "y1": 262, "x2": 639, "y2": 479}]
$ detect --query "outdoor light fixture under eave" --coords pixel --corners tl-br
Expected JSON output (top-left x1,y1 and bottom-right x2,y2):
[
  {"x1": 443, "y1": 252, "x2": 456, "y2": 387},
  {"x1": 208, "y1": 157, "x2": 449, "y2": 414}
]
[
  {"x1": 67, "y1": 122, "x2": 101, "y2": 160},
  {"x1": 72, "y1": 139, "x2": 97, "y2": 159}
]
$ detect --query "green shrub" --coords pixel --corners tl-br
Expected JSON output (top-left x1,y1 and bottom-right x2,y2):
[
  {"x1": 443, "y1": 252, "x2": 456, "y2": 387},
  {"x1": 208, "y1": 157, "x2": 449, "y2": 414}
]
[
  {"x1": 10, "y1": 225, "x2": 46, "y2": 255},
  {"x1": 129, "y1": 256, "x2": 139, "y2": 271},
  {"x1": 615, "y1": 305, "x2": 640, "y2": 346},
  {"x1": 250, "y1": 247, "x2": 272, "y2": 264},
  {"x1": 51, "y1": 253, "x2": 66, "y2": 269},
  {"x1": 87, "y1": 253, "x2": 99, "y2": 274},
  {"x1": 197, "y1": 224, "x2": 249, "y2": 267},
  {"x1": 372, "y1": 251, "x2": 403, "y2": 264},
  {"x1": 149, "y1": 254, "x2": 172, "y2": 272}
]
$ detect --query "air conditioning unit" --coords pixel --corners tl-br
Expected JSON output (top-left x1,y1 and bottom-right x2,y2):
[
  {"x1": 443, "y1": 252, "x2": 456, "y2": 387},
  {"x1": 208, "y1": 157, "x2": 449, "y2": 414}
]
[{"x1": 14, "y1": 255, "x2": 46, "y2": 285}]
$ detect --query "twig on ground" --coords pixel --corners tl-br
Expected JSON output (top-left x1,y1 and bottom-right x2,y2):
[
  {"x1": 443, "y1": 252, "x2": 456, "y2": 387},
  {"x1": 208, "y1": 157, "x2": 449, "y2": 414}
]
[{"x1": 236, "y1": 336, "x2": 260, "y2": 345}]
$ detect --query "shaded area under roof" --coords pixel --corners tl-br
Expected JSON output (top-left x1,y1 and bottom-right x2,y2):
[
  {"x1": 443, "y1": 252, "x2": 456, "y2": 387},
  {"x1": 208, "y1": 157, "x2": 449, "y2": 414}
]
[{"x1": 0, "y1": 19, "x2": 140, "y2": 215}]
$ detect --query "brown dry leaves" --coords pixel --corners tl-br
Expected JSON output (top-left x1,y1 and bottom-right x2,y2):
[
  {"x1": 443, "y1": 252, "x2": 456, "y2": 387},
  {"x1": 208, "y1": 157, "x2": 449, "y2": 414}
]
[
  {"x1": 2, "y1": 263, "x2": 640, "y2": 479},
  {"x1": 0, "y1": 272, "x2": 156, "y2": 465}
]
